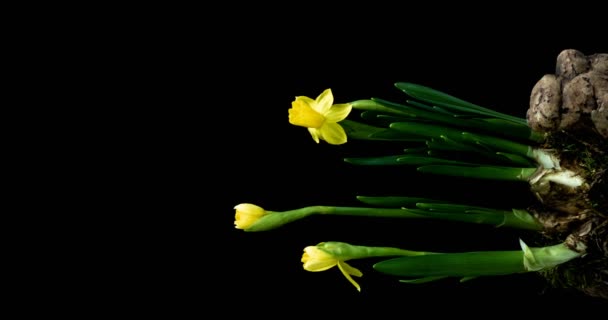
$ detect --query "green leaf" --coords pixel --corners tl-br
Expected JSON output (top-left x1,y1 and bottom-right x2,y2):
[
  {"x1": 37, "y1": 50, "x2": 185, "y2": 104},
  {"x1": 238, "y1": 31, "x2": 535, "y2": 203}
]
[
  {"x1": 417, "y1": 165, "x2": 536, "y2": 181},
  {"x1": 373, "y1": 98, "x2": 456, "y2": 123},
  {"x1": 415, "y1": 202, "x2": 497, "y2": 213},
  {"x1": 426, "y1": 135, "x2": 483, "y2": 153},
  {"x1": 356, "y1": 196, "x2": 441, "y2": 208},
  {"x1": 403, "y1": 147, "x2": 430, "y2": 154},
  {"x1": 404, "y1": 209, "x2": 506, "y2": 226},
  {"x1": 396, "y1": 82, "x2": 487, "y2": 112},
  {"x1": 405, "y1": 100, "x2": 453, "y2": 115},
  {"x1": 360, "y1": 111, "x2": 416, "y2": 126},
  {"x1": 496, "y1": 152, "x2": 536, "y2": 167},
  {"x1": 390, "y1": 122, "x2": 466, "y2": 142},
  {"x1": 460, "y1": 276, "x2": 479, "y2": 283},
  {"x1": 399, "y1": 276, "x2": 448, "y2": 284},
  {"x1": 476, "y1": 118, "x2": 541, "y2": 142},
  {"x1": 351, "y1": 99, "x2": 411, "y2": 116},
  {"x1": 340, "y1": 120, "x2": 423, "y2": 142},
  {"x1": 461, "y1": 132, "x2": 532, "y2": 157},
  {"x1": 397, "y1": 156, "x2": 478, "y2": 166},
  {"x1": 374, "y1": 251, "x2": 526, "y2": 277},
  {"x1": 344, "y1": 155, "x2": 405, "y2": 166},
  {"x1": 395, "y1": 82, "x2": 527, "y2": 126}
]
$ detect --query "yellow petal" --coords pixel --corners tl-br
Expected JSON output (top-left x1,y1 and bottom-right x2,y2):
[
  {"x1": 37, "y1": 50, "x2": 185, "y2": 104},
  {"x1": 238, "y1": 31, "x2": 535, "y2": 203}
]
[
  {"x1": 338, "y1": 261, "x2": 363, "y2": 277},
  {"x1": 318, "y1": 122, "x2": 347, "y2": 145},
  {"x1": 234, "y1": 204, "x2": 266, "y2": 216},
  {"x1": 324, "y1": 103, "x2": 352, "y2": 122},
  {"x1": 337, "y1": 261, "x2": 362, "y2": 292},
  {"x1": 314, "y1": 89, "x2": 334, "y2": 114},
  {"x1": 308, "y1": 128, "x2": 320, "y2": 143},
  {"x1": 295, "y1": 95, "x2": 315, "y2": 106},
  {"x1": 234, "y1": 214, "x2": 260, "y2": 229},
  {"x1": 289, "y1": 98, "x2": 325, "y2": 128},
  {"x1": 303, "y1": 259, "x2": 337, "y2": 272}
]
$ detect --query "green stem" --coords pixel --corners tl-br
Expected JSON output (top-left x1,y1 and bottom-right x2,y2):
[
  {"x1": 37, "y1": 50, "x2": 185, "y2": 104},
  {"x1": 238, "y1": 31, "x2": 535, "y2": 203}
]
[
  {"x1": 318, "y1": 206, "x2": 424, "y2": 218},
  {"x1": 417, "y1": 165, "x2": 537, "y2": 181},
  {"x1": 246, "y1": 205, "x2": 542, "y2": 231}
]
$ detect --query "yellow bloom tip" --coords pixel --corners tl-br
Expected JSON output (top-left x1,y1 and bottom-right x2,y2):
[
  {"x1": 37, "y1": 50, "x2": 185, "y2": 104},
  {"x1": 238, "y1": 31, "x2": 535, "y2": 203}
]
[
  {"x1": 234, "y1": 203, "x2": 267, "y2": 230},
  {"x1": 301, "y1": 244, "x2": 363, "y2": 291}
]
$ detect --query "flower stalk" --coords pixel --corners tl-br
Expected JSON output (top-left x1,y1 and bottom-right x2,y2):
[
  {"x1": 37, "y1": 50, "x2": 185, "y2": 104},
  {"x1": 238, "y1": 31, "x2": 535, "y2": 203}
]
[{"x1": 236, "y1": 202, "x2": 542, "y2": 232}]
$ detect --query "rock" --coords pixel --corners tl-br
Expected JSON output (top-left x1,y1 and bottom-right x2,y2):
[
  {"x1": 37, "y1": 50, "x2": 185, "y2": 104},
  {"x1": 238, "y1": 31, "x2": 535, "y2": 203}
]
[
  {"x1": 589, "y1": 53, "x2": 608, "y2": 76},
  {"x1": 556, "y1": 49, "x2": 589, "y2": 81},
  {"x1": 591, "y1": 94, "x2": 608, "y2": 138},
  {"x1": 560, "y1": 73, "x2": 597, "y2": 130},
  {"x1": 591, "y1": 72, "x2": 608, "y2": 101},
  {"x1": 527, "y1": 74, "x2": 561, "y2": 131}
]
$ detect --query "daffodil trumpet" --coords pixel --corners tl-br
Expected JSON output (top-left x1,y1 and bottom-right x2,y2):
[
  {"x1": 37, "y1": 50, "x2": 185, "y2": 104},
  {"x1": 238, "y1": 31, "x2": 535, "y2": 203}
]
[{"x1": 235, "y1": 201, "x2": 542, "y2": 232}]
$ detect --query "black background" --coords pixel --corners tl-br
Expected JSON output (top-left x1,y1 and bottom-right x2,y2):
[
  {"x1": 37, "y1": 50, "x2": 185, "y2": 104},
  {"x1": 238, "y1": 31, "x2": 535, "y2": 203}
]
[{"x1": 195, "y1": 25, "x2": 608, "y2": 313}]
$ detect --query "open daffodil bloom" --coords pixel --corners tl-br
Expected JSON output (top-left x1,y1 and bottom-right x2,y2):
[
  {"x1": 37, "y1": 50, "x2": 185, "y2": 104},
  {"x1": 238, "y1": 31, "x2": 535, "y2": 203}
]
[
  {"x1": 288, "y1": 89, "x2": 352, "y2": 145},
  {"x1": 301, "y1": 245, "x2": 363, "y2": 291}
]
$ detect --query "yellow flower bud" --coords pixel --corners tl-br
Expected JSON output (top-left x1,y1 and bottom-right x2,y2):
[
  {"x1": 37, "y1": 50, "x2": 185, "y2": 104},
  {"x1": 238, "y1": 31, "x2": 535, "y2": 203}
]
[
  {"x1": 301, "y1": 243, "x2": 363, "y2": 291},
  {"x1": 234, "y1": 203, "x2": 267, "y2": 229},
  {"x1": 302, "y1": 246, "x2": 339, "y2": 271}
]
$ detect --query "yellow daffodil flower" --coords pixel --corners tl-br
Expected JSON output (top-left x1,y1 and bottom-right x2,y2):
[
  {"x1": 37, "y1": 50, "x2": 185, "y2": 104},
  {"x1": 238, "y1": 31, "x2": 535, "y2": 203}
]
[
  {"x1": 301, "y1": 245, "x2": 363, "y2": 291},
  {"x1": 288, "y1": 89, "x2": 352, "y2": 145},
  {"x1": 234, "y1": 203, "x2": 267, "y2": 229}
]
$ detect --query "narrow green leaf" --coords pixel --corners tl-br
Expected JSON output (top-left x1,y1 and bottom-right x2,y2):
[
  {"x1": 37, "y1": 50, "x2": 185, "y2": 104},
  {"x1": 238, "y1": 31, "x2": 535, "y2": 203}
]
[
  {"x1": 415, "y1": 203, "x2": 496, "y2": 213},
  {"x1": 476, "y1": 118, "x2": 541, "y2": 142},
  {"x1": 373, "y1": 98, "x2": 456, "y2": 123},
  {"x1": 461, "y1": 132, "x2": 532, "y2": 157},
  {"x1": 395, "y1": 82, "x2": 528, "y2": 125},
  {"x1": 351, "y1": 99, "x2": 411, "y2": 116},
  {"x1": 460, "y1": 276, "x2": 479, "y2": 283},
  {"x1": 344, "y1": 155, "x2": 405, "y2": 166},
  {"x1": 417, "y1": 165, "x2": 536, "y2": 181},
  {"x1": 360, "y1": 111, "x2": 416, "y2": 126},
  {"x1": 399, "y1": 276, "x2": 448, "y2": 284},
  {"x1": 496, "y1": 152, "x2": 536, "y2": 167},
  {"x1": 397, "y1": 156, "x2": 478, "y2": 166},
  {"x1": 405, "y1": 210, "x2": 505, "y2": 226},
  {"x1": 427, "y1": 135, "x2": 483, "y2": 153},
  {"x1": 340, "y1": 120, "x2": 423, "y2": 142},
  {"x1": 390, "y1": 122, "x2": 466, "y2": 142},
  {"x1": 395, "y1": 82, "x2": 484, "y2": 111},
  {"x1": 426, "y1": 141, "x2": 536, "y2": 168},
  {"x1": 405, "y1": 100, "x2": 453, "y2": 115},
  {"x1": 403, "y1": 147, "x2": 429, "y2": 154},
  {"x1": 356, "y1": 196, "x2": 441, "y2": 208},
  {"x1": 374, "y1": 250, "x2": 525, "y2": 277},
  {"x1": 340, "y1": 119, "x2": 385, "y2": 139}
]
